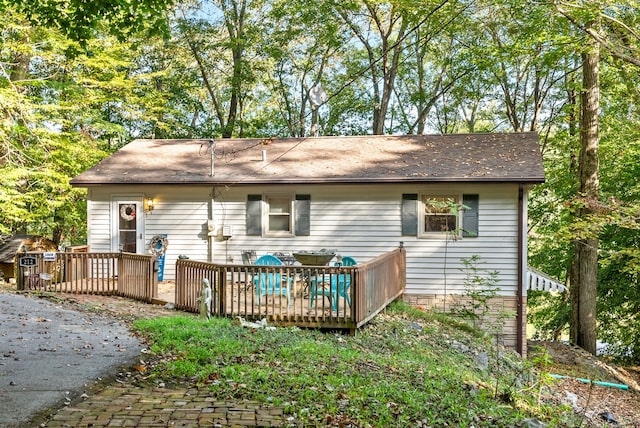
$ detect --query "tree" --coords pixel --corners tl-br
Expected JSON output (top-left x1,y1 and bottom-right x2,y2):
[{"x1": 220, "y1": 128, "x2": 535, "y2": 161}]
[
  {"x1": 260, "y1": 0, "x2": 346, "y2": 137},
  {"x1": 570, "y1": 29, "x2": 600, "y2": 355},
  {"x1": 332, "y1": 0, "x2": 458, "y2": 135},
  {"x1": 176, "y1": 0, "x2": 267, "y2": 138},
  {"x1": 549, "y1": 0, "x2": 640, "y2": 355},
  {"x1": 0, "y1": 8, "x2": 170, "y2": 243},
  {"x1": 393, "y1": 3, "x2": 474, "y2": 134},
  {"x1": 523, "y1": 0, "x2": 640, "y2": 358},
  {"x1": 1, "y1": 0, "x2": 175, "y2": 44}
]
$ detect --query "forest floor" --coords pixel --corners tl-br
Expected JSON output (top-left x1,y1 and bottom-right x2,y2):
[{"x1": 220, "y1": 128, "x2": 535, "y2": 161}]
[{"x1": 528, "y1": 339, "x2": 640, "y2": 426}]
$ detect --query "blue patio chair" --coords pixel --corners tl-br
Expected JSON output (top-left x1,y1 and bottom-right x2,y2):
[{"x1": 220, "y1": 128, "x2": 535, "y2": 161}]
[
  {"x1": 254, "y1": 254, "x2": 290, "y2": 305},
  {"x1": 309, "y1": 256, "x2": 356, "y2": 311}
]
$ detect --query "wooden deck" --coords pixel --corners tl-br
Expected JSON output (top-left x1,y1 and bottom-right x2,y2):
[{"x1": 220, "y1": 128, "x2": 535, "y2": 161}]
[
  {"x1": 15, "y1": 247, "x2": 406, "y2": 332},
  {"x1": 16, "y1": 251, "x2": 158, "y2": 303},
  {"x1": 175, "y1": 247, "x2": 406, "y2": 331}
]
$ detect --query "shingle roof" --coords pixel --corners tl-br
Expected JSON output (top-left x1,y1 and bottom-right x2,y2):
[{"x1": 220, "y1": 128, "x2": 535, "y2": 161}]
[
  {"x1": 0, "y1": 235, "x2": 25, "y2": 263},
  {"x1": 70, "y1": 132, "x2": 545, "y2": 186}
]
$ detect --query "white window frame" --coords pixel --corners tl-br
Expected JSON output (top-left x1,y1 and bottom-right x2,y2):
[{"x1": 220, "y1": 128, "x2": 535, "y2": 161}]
[
  {"x1": 264, "y1": 194, "x2": 294, "y2": 237},
  {"x1": 419, "y1": 194, "x2": 461, "y2": 238}
]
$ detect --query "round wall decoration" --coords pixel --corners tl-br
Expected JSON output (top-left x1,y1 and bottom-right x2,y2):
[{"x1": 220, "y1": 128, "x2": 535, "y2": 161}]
[
  {"x1": 149, "y1": 235, "x2": 169, "y2": 256},
  {"x1": 120, "y1": 204, "x2": 136, "y2": 221}
]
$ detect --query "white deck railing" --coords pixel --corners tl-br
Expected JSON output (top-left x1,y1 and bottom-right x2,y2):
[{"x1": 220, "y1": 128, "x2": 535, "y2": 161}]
[{"x1": 527, "y1": 266, "x2": 566, "y2": 293}]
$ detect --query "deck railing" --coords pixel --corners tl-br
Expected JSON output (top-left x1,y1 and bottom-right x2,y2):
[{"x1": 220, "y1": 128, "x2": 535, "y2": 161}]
[
  {"x1": 15, "y1": 252, "x2": 158, "y2": 303},
  {"x1": 353, "y1": 246, "x2": 407, "y2": 327},
  {"x1": 13, "y1": 247, "x2": 405, "y2": 330},
  {"x1": 175, "y1": 247, "x2": 406, "y2": 331}
]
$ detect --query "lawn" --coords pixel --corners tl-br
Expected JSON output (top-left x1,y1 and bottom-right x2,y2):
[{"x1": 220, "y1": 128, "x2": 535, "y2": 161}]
[{"x1": 133, "y1": 301, "x2": 575, "y2": 427}]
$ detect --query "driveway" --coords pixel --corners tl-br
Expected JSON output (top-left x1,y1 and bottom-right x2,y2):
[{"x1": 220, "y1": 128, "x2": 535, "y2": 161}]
[{"x1": 0, "y1": 290, "x2": 142, "y2": 427}]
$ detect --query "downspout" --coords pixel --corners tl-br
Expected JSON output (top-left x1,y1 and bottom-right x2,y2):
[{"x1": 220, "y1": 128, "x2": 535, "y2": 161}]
[
  {"x1": 208, "y1": 188, "x2": 216, "y2": 263},
  {"x1": 517, "y1": 184, "x2": 525, "y2": 355}
]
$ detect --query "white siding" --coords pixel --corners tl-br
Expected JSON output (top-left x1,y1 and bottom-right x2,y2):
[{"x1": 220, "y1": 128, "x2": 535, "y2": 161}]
[
  {"x1": 87, "y1": 189, "x2": 112, "y2": 252},
  {"x1": 211, "y1": 183, "x2": 523, "y2": 297},
  {"x1": 86, "y1": 183, "x2": 524, "y2": 292},
  {"x1": 88, "y1": 186, "x2": 210, "y2": 280}
]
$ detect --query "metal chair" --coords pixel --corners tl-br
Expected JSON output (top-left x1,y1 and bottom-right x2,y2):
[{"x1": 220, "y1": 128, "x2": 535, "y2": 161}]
[
  {"x1": 241, "y1": 250, "x2": 257, "y2": 265},
  {"x1": 309, "y1": 256, "x2": 356, "y2": 311},
  {"x1": 253, "y1": 254, "x2": 290, "y2": 305}
]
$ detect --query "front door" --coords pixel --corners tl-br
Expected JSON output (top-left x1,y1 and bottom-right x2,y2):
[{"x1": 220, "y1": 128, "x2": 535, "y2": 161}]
[{"x1": 113, "y1": 199, "x2": 144, "y2": 253}]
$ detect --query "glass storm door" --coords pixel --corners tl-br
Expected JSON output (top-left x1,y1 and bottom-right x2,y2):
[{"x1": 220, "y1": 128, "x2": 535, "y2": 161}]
[{"x1": 115, "y1": 201, "x2": 143, "y2": 253}]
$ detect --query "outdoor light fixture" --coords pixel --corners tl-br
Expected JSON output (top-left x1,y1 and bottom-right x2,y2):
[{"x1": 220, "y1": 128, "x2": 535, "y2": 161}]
[{"x1": 145, "y1": 197, "x2": 155, "y2": 213}]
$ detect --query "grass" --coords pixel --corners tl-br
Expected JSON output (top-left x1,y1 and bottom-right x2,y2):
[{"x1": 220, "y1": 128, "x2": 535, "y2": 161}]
[{"x1": 133, "y1": 301, "x2": 576, "y2": 427}]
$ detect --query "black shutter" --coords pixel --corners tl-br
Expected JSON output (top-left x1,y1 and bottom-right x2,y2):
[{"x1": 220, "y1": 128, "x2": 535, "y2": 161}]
[
  {"x1": 462, "y1": 194, "x2": 479, "y2": 237},
  {"x1": 246, "y1": 195, "x2": 262, "y2": 235},
  {"x1": 402, "y1": 194, "x2": 418, "y2": 236},
  {"x1": 295, "y1": 194, "x2": 311, "y2": 236}
]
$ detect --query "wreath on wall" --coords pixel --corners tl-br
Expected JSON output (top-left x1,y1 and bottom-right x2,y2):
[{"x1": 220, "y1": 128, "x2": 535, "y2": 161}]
[
  {"x1": 149, "y1": 235, "x2": 169, "y2": 256},
  {"x1": 120, "y1": 204, "x2": 136, "y2": 221}
]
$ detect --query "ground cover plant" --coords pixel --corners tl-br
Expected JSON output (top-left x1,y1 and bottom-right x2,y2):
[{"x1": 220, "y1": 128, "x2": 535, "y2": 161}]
[{"x1": 133, "y1": 302, "x2": 576, "y2": 427}]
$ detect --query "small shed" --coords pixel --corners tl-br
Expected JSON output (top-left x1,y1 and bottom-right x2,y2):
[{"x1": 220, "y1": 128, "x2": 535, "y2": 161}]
[{"x1": 0, "y1": 235, "x2": 58, "y2": 281}]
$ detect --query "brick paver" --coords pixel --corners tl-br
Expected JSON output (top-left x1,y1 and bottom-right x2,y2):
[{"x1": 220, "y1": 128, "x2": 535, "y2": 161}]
[{"x1": 42, "y1": 385, "x2": 288, "y2": 427}]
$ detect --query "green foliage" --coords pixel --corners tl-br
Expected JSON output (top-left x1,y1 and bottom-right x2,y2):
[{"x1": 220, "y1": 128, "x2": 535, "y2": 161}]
[
  {"x1": 528, "y1": 57, "x2": 640, "y2": 359},
  {"x1": 0, "y1": 15, "x2": 126, "y2": 242},
  {"x1": 133, "y1": 305, "x2": 575, "y2": 426},
  {"x1": 450, "y1": 255, "x2": 514, "y2": 335},
  {"x1": 527, "y1": 345, "x2": 557, "y2": 405},
  {"x1": 2, "y1": 0, "x2": 175, "y2": 45},
  {"x1": 596, "y1": 225, "x2": 640, "y2": 362}
]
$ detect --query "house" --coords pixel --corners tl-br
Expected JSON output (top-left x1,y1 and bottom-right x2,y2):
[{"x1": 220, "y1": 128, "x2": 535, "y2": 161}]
[{"x1": 70, "y1": 133, "x2": 545, "y2": 353}]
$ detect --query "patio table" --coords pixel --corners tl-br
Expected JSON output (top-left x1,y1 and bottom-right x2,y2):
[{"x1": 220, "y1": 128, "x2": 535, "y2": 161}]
[
  {"x1": 291, "y1": 251, "x2": 337, "y2": 297},
  {"x1": 292, "y1": 251, "x2": 336, "y2": 266}
]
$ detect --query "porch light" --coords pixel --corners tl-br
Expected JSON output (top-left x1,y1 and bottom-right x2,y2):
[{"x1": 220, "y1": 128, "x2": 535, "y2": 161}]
[{"x1": 145, "y1": 197, "x2": 155, "y2": 213}]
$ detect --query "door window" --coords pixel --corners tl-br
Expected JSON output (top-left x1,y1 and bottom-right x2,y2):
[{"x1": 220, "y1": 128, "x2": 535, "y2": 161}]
[{"x1": 118, "y1": 203, "x2": 139, "y2": 252}]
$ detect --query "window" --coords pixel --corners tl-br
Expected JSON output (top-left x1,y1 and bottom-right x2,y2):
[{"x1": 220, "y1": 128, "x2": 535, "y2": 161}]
[
  {"x1": 266, "y1": 195, "x2": 292, "y2": 234},
  {"x1": 421, "y1": 196, "x2": 459, "y2": 235},
  {"x1": 402, "y1": 193, "x2": 479, "y2": 238},
  {"x1": 246, "y1": 194, "x2": 311, "y2": 237}
]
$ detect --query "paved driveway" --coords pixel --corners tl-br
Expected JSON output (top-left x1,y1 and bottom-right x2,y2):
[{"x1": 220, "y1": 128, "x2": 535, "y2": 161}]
[{"x1": 0, "y1": 291, "x2": 142, "y2": 427}]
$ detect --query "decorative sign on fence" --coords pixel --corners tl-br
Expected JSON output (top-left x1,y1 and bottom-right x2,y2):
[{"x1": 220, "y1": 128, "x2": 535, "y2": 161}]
[
  {"x1": 149, "y1": 234, "x2": 168, "y2": 281},
  {"x1": 19, "y1": 256, "x2": 37, "y2": 267},
  {"x1": 43, "y1": 252, "x2": 57, "y2": 262}
]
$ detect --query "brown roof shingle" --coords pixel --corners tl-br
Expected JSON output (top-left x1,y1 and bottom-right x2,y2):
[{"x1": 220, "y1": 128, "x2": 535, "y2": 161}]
[{"x1": 70, "y1": 133, "x2": 545, "y2": 186}]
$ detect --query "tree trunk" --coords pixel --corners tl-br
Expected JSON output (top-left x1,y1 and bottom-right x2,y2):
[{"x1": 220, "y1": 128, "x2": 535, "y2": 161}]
[
  {"x1": 222, "y1": 0, "x2": 247, "y2": 138},
  {"x1": 570, "y1": 34, "x2": 600, "y2": 356}
]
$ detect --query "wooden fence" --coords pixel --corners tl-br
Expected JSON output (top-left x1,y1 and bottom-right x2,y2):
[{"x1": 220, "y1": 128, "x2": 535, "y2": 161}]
[
  {"x1": 353, "y1": 246, "x2": 407, "y2": 328},
  {"x1": 16, "y1": 251, "x2": 158, "y2": 303},
  {"x1": 175, "y1": 247, "x2": 406, "y2": 331}
]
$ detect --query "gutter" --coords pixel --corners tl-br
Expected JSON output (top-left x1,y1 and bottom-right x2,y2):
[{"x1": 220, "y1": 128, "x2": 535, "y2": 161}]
[
  {"x1": 69, "y1": 177, "x2": 546, "y2": 187},
  {"x1": 517, "y1": 184, "x2": 525, "y2": 355}
]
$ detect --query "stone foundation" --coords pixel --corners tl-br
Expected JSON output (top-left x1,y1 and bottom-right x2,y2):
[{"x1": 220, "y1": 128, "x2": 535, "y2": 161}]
[{"x1": 403, "y1": 293, "x2": 527, "y2": 357}]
